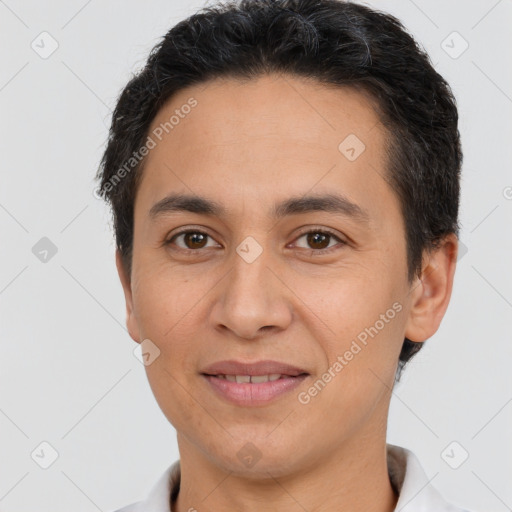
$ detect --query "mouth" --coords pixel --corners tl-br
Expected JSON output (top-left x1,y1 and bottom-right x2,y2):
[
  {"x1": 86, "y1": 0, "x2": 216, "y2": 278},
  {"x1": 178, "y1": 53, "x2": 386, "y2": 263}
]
[
  {"x1": 200, "y1": 360, "x2": 310, "y2": 406},
  {"x1": 205, "y1": 373, "x2": 307, "y2": 383},
  {"x1": 201, "y1": 359, "x2": 309, "y2": 377}
]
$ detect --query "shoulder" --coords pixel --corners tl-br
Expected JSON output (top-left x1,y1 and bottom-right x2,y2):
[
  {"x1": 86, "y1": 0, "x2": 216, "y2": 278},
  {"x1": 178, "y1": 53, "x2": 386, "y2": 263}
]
[
  {"x1": 387, "y1": 444, "x2": 475, "y2": 512},
  {"x1": 109, "y1": 502, "x2": 143, "y2": 512},
  {"x1": 108, "y1": 461, "x2": 180, "y2": 512}
]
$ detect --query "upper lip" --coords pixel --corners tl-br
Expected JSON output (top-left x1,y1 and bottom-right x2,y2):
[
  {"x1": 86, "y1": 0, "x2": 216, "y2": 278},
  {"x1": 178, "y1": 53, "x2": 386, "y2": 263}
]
[{"x1": 201, "y1": 360, "x2": 309, "y2": 377}]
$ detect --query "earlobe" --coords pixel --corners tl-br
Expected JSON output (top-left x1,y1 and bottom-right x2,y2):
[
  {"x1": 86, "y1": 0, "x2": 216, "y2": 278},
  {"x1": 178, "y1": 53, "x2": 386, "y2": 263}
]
[
  {"x1": 115, "y1": 249, "x2": 141, "y2": 344},
  {"x1": 404, "y1": 234, "x2": 458, "y2": 343}
]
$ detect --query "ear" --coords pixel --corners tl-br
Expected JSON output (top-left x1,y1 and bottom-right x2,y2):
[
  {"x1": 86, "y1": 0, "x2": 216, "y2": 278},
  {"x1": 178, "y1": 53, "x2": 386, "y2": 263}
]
[
  {"x1": 404, "y1": 233, "x2": 458, "y2": 343},
  {"x1": 115, "y1": 249, "x2": 141, "y2": 344}
]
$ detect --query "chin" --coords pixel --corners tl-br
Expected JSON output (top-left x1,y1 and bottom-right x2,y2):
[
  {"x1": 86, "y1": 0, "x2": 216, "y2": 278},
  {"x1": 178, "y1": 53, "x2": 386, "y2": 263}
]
[{"x1": 204, "y1": 434, "x2": 307, "y2": 478}]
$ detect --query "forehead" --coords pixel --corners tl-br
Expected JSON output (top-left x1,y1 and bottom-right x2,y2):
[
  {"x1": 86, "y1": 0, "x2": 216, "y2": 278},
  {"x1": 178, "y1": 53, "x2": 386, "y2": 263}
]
[
  {"x1": 147, "y1": 73, "x2": 382, "y2": 153},
  {"x1": 135, "y1": 73, "x2": 394, "y2": 226}
]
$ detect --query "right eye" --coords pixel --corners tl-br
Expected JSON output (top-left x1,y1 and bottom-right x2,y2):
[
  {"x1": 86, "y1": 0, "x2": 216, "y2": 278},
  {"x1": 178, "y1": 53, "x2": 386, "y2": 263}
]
[{"x1": 165, "y1": 229, "x2": 220, "y2": 251}]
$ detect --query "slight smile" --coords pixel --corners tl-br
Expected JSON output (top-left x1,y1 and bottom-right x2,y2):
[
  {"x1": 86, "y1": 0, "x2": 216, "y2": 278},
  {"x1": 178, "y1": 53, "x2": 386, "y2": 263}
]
[{"x1": 201, "y1": 359, "x2": 310, "y2": 406}]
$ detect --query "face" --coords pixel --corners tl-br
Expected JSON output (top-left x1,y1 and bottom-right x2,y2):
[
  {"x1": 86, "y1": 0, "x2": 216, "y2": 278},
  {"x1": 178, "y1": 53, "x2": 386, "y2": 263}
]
[{"x1": 117, "y1": 73, "x2": 456, "y2": 477}]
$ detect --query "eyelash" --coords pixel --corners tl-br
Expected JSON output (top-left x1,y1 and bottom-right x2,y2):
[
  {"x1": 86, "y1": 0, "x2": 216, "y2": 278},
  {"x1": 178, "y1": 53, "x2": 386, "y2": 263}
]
[{"x1": 164, "y1": 227, "x2": 346, "y2": 255}]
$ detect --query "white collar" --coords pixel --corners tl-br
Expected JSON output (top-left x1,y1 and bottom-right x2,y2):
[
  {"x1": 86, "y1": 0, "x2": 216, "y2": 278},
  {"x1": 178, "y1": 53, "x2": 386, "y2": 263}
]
[{"x1": 114, "y1": 444, "x2": 470, "y2": 511}]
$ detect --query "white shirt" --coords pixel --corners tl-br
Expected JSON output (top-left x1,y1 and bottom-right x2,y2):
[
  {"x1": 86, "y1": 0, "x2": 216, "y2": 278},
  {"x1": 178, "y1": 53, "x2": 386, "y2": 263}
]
[{"x1": 112, "y1": 444, "x2": 473, "y2": 512}]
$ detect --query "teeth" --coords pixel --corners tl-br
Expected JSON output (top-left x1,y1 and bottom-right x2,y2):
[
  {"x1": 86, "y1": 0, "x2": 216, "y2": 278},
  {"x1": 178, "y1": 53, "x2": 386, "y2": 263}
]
[
  {"x1": 250, "y1": 375, "x2": 270, "y2": 383},
  {"x1": 217, "y1": 374, "x2": 284, "y2": 383}
]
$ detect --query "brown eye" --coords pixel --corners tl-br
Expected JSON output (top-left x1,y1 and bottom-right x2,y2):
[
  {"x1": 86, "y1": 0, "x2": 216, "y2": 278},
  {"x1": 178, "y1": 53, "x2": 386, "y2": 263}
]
[
  {"x1": 306, "y1": 232, "x2": 331, "y2": 250},
  {"x1": 167, "y1": 230, "x2": 215, "y2": 250},
  {"x1": 293, "y1": 229, "x2": 345, "y2": 253},
  {"x1": 183, "y1": 232, "x2": 208, "y2": 249}
]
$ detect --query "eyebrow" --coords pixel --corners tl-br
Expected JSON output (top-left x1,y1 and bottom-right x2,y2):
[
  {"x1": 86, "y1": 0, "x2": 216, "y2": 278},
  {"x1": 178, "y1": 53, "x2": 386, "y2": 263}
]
[{"x1": 149, "y1": 192, "x2": 370, "y2": 225}]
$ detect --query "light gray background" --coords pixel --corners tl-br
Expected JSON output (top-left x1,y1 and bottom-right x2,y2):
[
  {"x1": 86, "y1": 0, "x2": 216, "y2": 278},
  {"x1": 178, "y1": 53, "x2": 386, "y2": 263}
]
[{"x1": 1, "y1": 0, "x2": 511, "y2": 511}]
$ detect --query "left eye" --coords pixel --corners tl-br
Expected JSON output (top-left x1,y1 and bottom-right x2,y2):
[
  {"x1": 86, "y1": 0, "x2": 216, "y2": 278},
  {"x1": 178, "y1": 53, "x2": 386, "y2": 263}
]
[
  {"x1": 165, "y1": 229, "x2": 345, "y2": 253},
  {"x1": 292, "y1": 229, "x2": 344, "y2": 252}
]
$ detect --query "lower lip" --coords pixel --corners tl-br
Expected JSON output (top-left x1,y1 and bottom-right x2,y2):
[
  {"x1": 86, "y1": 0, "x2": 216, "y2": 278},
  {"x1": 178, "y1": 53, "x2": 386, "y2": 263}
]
[{"x1": 202, "y1": 374, "x2": 308, "y2": 406}]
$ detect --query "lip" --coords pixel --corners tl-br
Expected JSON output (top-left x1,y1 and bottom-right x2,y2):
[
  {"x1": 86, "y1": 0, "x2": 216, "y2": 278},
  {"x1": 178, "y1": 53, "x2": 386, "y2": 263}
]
[
  {"x1": 201, "y1": 359, "x2": 308, "y2": 377},
  {"x1": 200, "y1": 359, "x2": 310, "y2": 407}
]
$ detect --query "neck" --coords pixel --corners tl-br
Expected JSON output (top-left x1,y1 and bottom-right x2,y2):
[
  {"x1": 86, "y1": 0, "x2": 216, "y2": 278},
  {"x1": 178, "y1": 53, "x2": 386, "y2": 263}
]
[{"x1": 173, "y1": 429, "x2": 398, "y2": 512}]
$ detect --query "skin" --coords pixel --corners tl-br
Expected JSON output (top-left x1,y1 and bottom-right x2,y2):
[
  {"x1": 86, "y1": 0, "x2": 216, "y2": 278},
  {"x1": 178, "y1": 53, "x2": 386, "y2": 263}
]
[{"x1": 116, "y1": 73, "x2": 458, "y2": 512}]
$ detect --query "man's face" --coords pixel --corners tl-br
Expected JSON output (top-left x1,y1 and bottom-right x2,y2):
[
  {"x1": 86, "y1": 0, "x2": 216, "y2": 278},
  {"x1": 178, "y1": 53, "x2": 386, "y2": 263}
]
[{"x1": 120, "y1": 74, "x2": 420, "y2": 475}]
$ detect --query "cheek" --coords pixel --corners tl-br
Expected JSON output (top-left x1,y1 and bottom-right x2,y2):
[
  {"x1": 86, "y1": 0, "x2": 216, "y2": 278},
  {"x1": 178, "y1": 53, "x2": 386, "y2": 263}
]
[
  {"x1": 294, "y1": 266, "x2": 404, "y2": 344},
  {"x1": 132, "y1": 267, "x2": 210, "y2": 430},
  {"x1": 298, "y1": 293, "x2": 403, "y2": 444},
  {"x1": 293, "y1": 272, "x2": 405, "y2": 397},
  {"x1": 132, "y1": 259, "x2": 206, "y2": 339}
]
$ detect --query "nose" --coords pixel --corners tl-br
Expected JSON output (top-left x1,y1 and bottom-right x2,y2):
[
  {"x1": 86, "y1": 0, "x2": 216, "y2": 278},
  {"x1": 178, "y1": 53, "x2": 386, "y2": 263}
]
[{"x1": 210, "y1": 245, "x2": 293, "y2": 341}]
